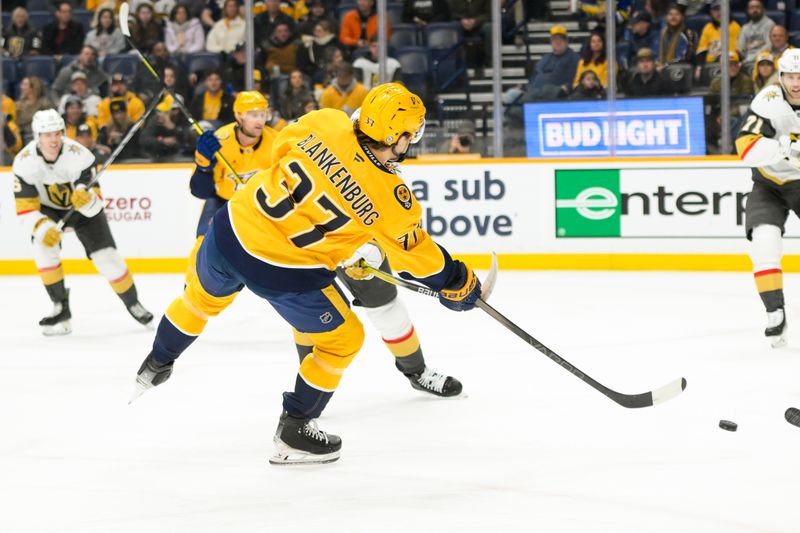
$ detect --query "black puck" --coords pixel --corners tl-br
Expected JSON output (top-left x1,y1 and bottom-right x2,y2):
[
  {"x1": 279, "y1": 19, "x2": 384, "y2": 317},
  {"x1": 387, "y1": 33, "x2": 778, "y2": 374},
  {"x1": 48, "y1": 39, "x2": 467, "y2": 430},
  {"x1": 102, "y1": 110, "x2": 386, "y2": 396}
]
[{"x1": 719, "y1": 420, "x2": 738, "y2": 432}]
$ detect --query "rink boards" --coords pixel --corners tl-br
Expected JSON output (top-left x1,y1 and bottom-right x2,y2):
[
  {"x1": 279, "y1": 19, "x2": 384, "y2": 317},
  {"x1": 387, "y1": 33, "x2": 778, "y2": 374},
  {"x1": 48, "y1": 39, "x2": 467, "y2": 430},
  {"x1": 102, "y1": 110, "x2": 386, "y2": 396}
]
[{"x1": 3, "y1": 156, "x2": 800, "y2": 274}]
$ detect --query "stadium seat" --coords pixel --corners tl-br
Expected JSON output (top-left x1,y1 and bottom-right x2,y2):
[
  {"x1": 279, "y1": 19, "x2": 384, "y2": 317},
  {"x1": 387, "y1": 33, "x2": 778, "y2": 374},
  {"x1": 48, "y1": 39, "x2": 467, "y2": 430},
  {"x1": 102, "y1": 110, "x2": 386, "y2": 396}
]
[
  {"x1": 423, "y1": 23, "x2": 466, "y2": 92},
  {"x1": 685, "y1": 14, "x2": 710, "y2": 35},
  {"x1": 2, "y1": 57, "x2": 18, "y2": 100},
  {"x1": 390, "y1": 24, "x2": 419, "y2": 48},
  {"x1": 185, "y1": 52, "x2": 222, "y2": 74},
  {"x1": 765, "y1": 10, "x2": 786, "y2": 27},
  {"x1": 102, "y1": 54, "x2": 141, "y2": 79},
  {"x1": 336, "y1": 4, "x2": 356, "y2": 21},
  {"x1": 20, "y1": 56, "x2": 58, "y2": 84},
  {"x1": 387, "y1": 4, "x2": 403, "y2": 26},
  {"x1": 395, "y1": 47, "x2": 431, "y2": 101},
  {"x1": 72, "y1": 9, "x2": 94, "y2": 32},
  {"x1": 28, "y1": 11, "x2": 54, "y2": 32},
  {"x1": 25, "y1": 0, "x2": 52, "y2": 10},
  {"x1": 791, "y1": 34, "x2": 800, "y2": 48},
  {"x1": 1, "y1": 12, "x2": 10, "y2": 30},
  {"x1": 792, "y1": 11, "x2": 800, "y2": 31},
  {"x1": 699, "y1": 63, "x2": 722, "y2": 87},
  {"x1": 731, "y1": 12, "x2": 747, "y2": 26},
  {"x1": 663, "y1": 63, "x2": 692, "y2": 94}
]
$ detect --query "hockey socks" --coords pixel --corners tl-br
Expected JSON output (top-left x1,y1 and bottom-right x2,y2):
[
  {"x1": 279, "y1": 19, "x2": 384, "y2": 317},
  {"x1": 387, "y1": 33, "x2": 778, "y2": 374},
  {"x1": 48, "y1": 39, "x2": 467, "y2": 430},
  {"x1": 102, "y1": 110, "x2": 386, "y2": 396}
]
[{"x1": 754, "y1": 268, "x2": 784, "y2": 312}]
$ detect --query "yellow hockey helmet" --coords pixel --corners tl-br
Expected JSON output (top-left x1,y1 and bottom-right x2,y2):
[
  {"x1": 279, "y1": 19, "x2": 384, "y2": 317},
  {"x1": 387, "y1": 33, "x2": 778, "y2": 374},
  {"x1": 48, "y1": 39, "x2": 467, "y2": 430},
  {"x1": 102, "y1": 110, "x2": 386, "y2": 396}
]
[
  {"x1": 233, "y1": 91, "x2": 269, "y2": 115},
  {"x1": 358, "y1": 83, "x2": 426, "y2": 146}
]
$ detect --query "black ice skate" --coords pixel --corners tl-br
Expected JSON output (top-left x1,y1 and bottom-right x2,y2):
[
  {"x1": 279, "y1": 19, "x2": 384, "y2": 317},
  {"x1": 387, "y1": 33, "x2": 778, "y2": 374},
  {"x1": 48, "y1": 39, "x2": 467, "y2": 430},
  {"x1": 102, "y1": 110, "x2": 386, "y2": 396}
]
[
  {"x1": 39, "y1": 289, "x2": 72, "y2": 336},
  {"x1": 126, "y1": 302, "x2": 154, "y2": 328},
  {"x1": 406, "y1": 367, "x2": 463, "y2": 397},
  {"x1": 766, "y1": 307, "x2": 788, "y2": 348},
  {"x1": 269, "y1": 411, "x2": 342, "y2": 465},
  {"x1": 129, "y1": 353, "x2": 174, "y2": 403}
]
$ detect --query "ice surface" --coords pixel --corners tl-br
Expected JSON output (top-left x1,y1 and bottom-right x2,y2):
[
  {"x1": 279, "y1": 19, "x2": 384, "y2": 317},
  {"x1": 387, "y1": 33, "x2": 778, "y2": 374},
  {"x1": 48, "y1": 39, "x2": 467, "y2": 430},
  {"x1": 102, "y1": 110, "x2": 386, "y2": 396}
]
[{"x1": 0, "y1": 271, "x2": 798, "y2": 532}]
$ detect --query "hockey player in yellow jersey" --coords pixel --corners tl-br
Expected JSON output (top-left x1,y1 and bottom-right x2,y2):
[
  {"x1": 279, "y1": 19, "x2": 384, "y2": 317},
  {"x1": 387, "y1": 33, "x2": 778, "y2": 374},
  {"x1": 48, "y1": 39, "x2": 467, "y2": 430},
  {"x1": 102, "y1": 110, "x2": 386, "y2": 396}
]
[
  {"x1": 133, "y1": 83, "x2": 482, "y2": 465},
  {"x1": 186, "y1": 91, "x2": 278, "y2": 279}
]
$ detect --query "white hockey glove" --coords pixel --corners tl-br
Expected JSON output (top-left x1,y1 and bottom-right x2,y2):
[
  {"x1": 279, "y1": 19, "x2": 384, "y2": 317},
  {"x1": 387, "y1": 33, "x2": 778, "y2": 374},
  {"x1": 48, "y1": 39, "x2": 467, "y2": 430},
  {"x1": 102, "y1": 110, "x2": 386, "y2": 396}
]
[
  {"x1": 341, "y1": 242, "x2": 385, "y2": 280},
  {"x1": 778, "y1": 135, "x2": 800, "y2": 169},
  {"x1": 70, "y1": 185, "x2": 103, "y2": 217},
  {"x1": 33, "y1": 216, "x2": 62, "y2": 247}
]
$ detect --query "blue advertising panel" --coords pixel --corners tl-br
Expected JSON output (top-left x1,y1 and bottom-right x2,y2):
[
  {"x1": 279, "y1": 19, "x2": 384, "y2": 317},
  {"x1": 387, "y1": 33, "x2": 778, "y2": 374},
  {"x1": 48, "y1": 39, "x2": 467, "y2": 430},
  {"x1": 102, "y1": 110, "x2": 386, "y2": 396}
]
[{"x1": 524, "y1": 98, "x2": 706, "y2": 158}]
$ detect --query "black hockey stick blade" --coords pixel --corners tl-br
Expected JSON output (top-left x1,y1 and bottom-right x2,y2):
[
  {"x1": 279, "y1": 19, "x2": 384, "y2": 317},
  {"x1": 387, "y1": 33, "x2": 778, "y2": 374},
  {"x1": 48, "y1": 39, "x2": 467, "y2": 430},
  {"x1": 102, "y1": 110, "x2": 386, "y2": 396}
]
[{"x1": 785, "y1": 407, "x2": 800, "y2": 427}]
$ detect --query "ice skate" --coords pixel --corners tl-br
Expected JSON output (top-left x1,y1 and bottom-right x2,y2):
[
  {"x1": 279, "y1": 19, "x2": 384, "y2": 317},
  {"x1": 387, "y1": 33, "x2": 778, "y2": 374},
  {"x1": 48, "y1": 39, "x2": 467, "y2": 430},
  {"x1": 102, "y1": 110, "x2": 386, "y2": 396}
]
[
  {"x1": 39, "y1": 289, "x2": 72, "y2": 336},
  {"x1": 126, "y1": 302, "x2": 154, "y2": 329},
  {"x1": 269, "y1": 411, "x2": 341, "y2": 465},
  {"x1": 129, "y1": 353, "x2": 174, "y2": 403},
  {"x1": 766, "y1": 308, "x2": 788, "y2": 348},
  {"x1": 406, "y1": 367, "x2": 463, "y2": 397}
]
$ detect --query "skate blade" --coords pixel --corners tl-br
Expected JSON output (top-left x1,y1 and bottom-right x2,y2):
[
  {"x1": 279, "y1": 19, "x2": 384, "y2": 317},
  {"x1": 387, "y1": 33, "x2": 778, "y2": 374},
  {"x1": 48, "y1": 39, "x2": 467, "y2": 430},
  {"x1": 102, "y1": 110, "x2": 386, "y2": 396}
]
[
  {"x1": 42, "y1": 321, "x2": 72, "y2": 336},
  {"x1": 128, "y1": 379, "x2": 151, "y2": 404},
  {"x1": 770, "y1": 334, "x2": 788, "y2": 348},
  {"x1": 269, "y1": 438, "x2": 341, "y2": 466}
]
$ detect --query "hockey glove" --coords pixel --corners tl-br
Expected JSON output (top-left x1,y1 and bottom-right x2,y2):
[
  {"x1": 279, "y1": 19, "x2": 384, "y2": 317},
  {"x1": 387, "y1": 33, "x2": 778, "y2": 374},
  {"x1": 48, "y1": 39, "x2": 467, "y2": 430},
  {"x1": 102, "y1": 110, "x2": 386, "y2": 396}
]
[
  {"x1": 33, "y1": 217, "x2": 62, "y2": 247},
  {"x1": 195, "y1": 130, "x2": 222, "y2": 171},
  {"x1": 342, "y1": 242, "x2": 386, "y2": 280},
  {"x1": 70, "y1": 186, "x2": 102, "y2": 217},
  {"x1": 439, "y1": 261, "x2": 481, "y2": 312},
  {"x1": 779, "y1": 135, "x2": 800, "y2": 169}
]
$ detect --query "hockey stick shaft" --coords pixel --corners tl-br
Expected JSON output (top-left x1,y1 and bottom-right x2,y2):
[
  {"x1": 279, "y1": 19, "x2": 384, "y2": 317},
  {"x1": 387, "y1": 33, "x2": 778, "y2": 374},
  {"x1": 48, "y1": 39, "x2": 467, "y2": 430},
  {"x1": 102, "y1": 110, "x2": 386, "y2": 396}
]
[
  {"x1": 361, "y1": 263, "x2": 686, "y2": 408},
  {"x1": 117, "y1": 2, "x2": 243, "y2": 185},
  {"x1": 56, "y1": 87, "x2": 166, "y2": 230}
]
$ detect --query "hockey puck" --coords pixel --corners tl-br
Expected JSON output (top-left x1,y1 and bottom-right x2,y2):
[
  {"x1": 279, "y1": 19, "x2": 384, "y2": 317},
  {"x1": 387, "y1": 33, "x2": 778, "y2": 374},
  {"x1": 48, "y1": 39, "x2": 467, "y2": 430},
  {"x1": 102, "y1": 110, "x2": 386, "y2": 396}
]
[
  {"x1": 719, "y1": 420, "x2": 738, "y2": 432},
  {"x1": 785, "y1": 407, "x2": 800, "y2": 427}
]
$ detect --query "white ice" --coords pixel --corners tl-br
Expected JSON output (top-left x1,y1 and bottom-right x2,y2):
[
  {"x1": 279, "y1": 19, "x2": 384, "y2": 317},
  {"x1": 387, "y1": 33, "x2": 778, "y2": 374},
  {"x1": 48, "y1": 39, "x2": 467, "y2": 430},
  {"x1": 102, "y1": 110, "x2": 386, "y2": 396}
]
[{"x1": 0, "y1": 270, "x2": 798, "y2": 533}]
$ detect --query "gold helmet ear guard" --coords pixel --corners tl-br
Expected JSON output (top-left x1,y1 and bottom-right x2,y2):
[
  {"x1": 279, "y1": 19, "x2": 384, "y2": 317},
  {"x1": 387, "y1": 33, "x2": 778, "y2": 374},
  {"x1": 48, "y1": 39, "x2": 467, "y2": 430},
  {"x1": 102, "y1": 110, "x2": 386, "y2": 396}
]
[{"x1": 357, "y1": 83, "x2": 426, "y2": 146}]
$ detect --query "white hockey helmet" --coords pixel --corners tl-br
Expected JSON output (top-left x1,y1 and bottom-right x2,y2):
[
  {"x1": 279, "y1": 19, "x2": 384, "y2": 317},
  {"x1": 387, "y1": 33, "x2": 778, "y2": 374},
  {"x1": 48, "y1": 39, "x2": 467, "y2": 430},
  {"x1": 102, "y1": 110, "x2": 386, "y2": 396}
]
[
  {"x1": 779, "y1": 49, "x2": 800, "y2": 77},
  {"x1": 32, "y1": 109, "x2": 65, "y2": 137}
]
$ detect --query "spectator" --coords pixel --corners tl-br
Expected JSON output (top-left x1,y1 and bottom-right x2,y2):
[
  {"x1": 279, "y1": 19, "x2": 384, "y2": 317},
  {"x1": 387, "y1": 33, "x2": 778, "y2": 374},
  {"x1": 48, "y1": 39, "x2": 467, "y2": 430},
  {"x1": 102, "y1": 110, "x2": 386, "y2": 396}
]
[
  {"x1": 403, "y1": 0, "x2": 451, "y2": 26},
  {"x1": 134, "y1": 41, "x2": 191, "y2": 103},
  {"x1": 760, "y1": 24, "x2": 792, "y2": 66},
  {"x1": 656, "y1": 4, "x2": 696, "y2": 67},
  {"x1": 151, "y1": 0, "x2": 178, "y2": 19},
  {"x1": 440, "y1": 121, "x2": 481, "y2": 155},
  {"x1": 52, "y1": 45, "x2": 106, "y2": 100},
  {"x1": 577, "y1": 0, "x2": 632, "y2": 36},
  {"x1": 280, "y1": 69, "x2": 315, "y2": 121},
  {"x1": 223, "y1": 42, "x2": 269, "y2": 94},
  {"x1": 255, "y1": 0, "x2": 297, "y2": 48},
  {"x1": 297, "y1": 0, "x2": 336, "y2": 40},
  {"x1": 162, "y1": 65, "x2": 192, "y2": 103},
  {"x1": 296, "y1": 19, "x2": 347, "y2": 84},
  {"x1": 624, "y1": 11, "x2": 658, "y2": 69},
  {"x1": 194, "y1": 0, "x2": 222, "y2": 32},
  {"x1": 75, "y1": 122, "x2": 111, "y2": 164},
  {"x1": 130, "y1": 2, "x2": 164, "y2": 55},
  {"x1": 521, "y1": 25, "x2": 579, "y2": 101},
  {"x1": 573, "y1": 31, "x2": 612, "y2": 88},
  {"x1": 206, "y1": 0, "x2": 246, "y2": 54},
  {"x1": 624, "y1": 48, "x2": 670, "y2": 96},
  {"x1": 62, "y1": 96, "x2": 99, "y2": 142},
  {"x1": 97, "y1": 73, "x2": 146, "y2": 127},
  {"x1": 569, "y1": 70, "x2": 606, "y2": 100},
  {"x1": 695, "y1": 0, "x2": 741, "y2": 65},
  {"x1": 57, "y1": 71, "x2": 102, "y2": 117},
  {"x1": 98, "y1": 99, "x2": 140, "y2": 160},
  {"x1": 15, "y1": 76, "x2": 52, "y2": 143},
  {"x1": 752, "y1": 50, "x2": 777, "y2": 90},
  {"x1": 449, "y1": 0, "x2": 489, "y2": 69},
  {"x1": 263, "y1": 22, "x2": 298, "y2": 76},
  {"x1": 2, "y1": 96, "x2": 23, "y2": 163},
  {"x1": 319, "y1": 62, "x2": 368, "y2": 114},
  {"x1": 189, "y1": 69, "x2": 235, "y2": 127},
  {"x1": 3, "y1": 7, "x2": 42, "y2": 60},
  {"x1": 41, "y1": 1, "x2": 86, "y2": 58},
  {"x1": 84, "y1": 7, "x2": 126, "y2": 58},
  {"x1": 165, "y1": 3, "x2": 205, "y2": 56},
  {"x1": 141, "y1": 93, "x2": 187, "y2": 161},
  {"x1": 321, "y1": 47, "x2": 348, "y2": 87},
  {"x1": 737, "y1": 0, "x2": 774, "y2": 68},
  {"x1": 339, "y1": 0, "x2": 391, "y2": 50},
  {"x1": 709, "y1": 51, "x2": 755, "y2": 150},
  {"x1": 353, "y1": 35, "x2": 402, "y2": 90}
]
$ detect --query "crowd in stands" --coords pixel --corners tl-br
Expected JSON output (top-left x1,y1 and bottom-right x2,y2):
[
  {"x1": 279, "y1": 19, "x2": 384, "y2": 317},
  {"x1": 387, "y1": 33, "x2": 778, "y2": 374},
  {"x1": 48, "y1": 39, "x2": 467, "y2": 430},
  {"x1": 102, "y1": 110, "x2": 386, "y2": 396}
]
[{"x1": 1, "y1": 0, "x2": 520, "y2": 162}]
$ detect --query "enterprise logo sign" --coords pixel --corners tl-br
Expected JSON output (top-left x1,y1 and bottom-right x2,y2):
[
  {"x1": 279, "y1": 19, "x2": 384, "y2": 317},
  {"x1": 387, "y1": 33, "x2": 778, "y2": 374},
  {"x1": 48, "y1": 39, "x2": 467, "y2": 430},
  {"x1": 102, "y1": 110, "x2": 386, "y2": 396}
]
[{"x1": 524, "y1": 98, "x2": 706, "y2": 158}]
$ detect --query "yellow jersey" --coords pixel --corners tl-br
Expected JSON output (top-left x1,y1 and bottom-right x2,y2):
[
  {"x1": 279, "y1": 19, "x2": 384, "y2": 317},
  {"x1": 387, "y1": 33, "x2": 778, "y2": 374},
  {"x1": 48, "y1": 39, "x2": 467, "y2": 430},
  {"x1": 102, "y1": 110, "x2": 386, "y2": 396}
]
[
  {"x1": 214, "y1": 108, "x2": 451, "y2": 292},
  {"x1": 697, "y1": 21, "x2": 741, "y2": 63},
  {"x1": 208, "y1": 122, "x2": 278, "y2": 200}
]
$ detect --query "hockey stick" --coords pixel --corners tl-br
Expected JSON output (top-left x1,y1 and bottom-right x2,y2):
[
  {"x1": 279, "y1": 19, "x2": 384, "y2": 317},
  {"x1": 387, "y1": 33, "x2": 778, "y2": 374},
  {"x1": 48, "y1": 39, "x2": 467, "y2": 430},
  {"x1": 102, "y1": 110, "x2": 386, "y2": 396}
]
[
  {"x1": 118, "y1": 2, "x2": 243, "y2": 186},
  {"x1": 56, "y1": 87, "x2": 166, "y2": 230},
  {"x1": 360, "y1": 258, "x2": 687, "y2": 409}
]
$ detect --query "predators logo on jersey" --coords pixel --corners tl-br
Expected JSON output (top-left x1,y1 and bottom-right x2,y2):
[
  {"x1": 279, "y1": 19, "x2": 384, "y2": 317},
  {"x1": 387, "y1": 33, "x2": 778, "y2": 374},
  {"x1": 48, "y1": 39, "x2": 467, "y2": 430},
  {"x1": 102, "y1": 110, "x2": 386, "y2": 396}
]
[{"x1": 211, "y1": 122, "x2": 278, "y2": 200}]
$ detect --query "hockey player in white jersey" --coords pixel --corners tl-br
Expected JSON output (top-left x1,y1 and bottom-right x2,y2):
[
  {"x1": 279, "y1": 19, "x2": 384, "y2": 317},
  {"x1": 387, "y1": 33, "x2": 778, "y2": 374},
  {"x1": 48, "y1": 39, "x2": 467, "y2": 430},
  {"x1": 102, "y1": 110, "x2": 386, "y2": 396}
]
[
  {"x1": 12, "y1": 109, "x2": 153, "y2": 335},
  {"x1": 736, "y1": 48, "x2": 800, "y2": 347}
]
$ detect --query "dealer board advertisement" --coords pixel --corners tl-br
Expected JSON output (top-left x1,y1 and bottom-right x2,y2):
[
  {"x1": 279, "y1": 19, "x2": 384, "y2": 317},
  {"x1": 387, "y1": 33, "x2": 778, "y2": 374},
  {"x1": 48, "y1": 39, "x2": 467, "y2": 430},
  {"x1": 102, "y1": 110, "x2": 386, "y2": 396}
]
[{"x1": 524, "y1": 98, "x2": 707, "y2": 158}]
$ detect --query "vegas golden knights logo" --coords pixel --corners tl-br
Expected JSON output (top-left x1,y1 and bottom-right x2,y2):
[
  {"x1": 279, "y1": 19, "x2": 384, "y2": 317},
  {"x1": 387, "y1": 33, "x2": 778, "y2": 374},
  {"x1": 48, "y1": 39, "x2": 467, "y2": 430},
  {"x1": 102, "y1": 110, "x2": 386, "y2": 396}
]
[{"x1": 46, "y1": 183, "x2": 74, "y2": 208}]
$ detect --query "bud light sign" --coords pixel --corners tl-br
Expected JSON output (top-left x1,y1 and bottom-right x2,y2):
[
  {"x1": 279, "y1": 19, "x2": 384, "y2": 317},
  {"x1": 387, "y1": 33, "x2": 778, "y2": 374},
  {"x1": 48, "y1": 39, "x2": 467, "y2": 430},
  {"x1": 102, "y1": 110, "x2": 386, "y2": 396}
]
[{"x1": 524, "y1": 98, "x2": 706, "y2": 157}]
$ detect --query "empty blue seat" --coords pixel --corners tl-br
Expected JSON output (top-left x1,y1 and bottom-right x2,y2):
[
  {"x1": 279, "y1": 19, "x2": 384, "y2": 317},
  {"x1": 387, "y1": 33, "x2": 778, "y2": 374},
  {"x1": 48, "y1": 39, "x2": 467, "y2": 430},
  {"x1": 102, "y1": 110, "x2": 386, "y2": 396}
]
[
  {"x1": 395, "y1": 46, "x2": 430, "y2": 99},
  {"x1": 21, "y1": 56, "x2": 58, "y2": 84},
  {"x1": 685, "y1": 14, "x2": 710, "y2": 35},
  {"x1": 765, "y1": 10, "x2": 786, "y2": 27},
  {"x1": 72, "y1": 9, "x2": 94, "y2": 32},
  {"x1": 424, "y1": 22, "x2": 462, "y2": 51},
  {"x1": 25, "y1": 0, "x2": 52, "y2": 10},
  {"x1": 185, "y1": 52, "x2": 222, "y2": 74},
  {"x1": 27, "y1": 11, "x2": 54, "y2": 32},
  {"x1": 390, "y1": 24, "x2": 419, "y2": 48},
  {"x1": 102, "y1": 54, "x2": 141, "y2": 79}
]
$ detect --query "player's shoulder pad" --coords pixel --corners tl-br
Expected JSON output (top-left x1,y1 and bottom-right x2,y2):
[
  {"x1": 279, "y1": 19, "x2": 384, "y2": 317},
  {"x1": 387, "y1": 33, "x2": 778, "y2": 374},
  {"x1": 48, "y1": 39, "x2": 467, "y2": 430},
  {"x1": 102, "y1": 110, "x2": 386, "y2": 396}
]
[
  {"x1": 751, "y1": 84, "x2": 792, "y2": 120},
  {"x1": 61, "y1": 137, "x2": 96, "y2": 169},
  {"x1": 11, "y1": 140, "x2": 40, "y2": 180}
]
